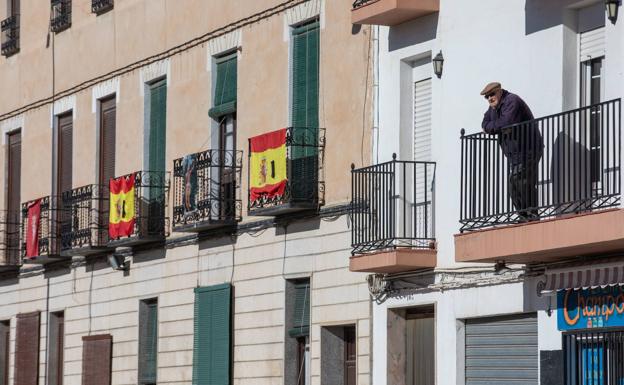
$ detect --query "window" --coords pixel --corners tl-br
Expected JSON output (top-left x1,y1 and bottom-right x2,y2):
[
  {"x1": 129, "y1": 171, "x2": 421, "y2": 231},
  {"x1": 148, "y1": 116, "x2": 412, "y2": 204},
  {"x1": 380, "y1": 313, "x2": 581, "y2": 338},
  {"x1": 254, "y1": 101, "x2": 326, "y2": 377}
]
[
  {"x1": 147, "y1": 79, "x2": 167, "y2": 174},
  {"x1": 209, "y1": 53, "x2": 237, "y2": 120},
  {"x1": 192, "y1": 284, "x2": 231, "y2": 385},
  {"x1": 91, "y1": 0, "x2": 113, "y2": 14},
  {"x1": 5, "y1": 130, "x2": 21, "y2": 264},
  {"x1": 291, "y1": 20, "x2": 319, "y2": 129},
  {"x1": 285, "y1": 279, "x2": 310, "y2": 385},
  {"x1": 56, "y1": 112, "x2": 73, "y2": 253},
  {"x1": 81, "y1": 335, "x2": 112, "y2": 385},
  {"x1": 321, "y1": 325, "x2": 356, "y2": 385},
  {"x1": 98, "y1": 96, "x2": 115, "y2": 244},
  {"x1": 47, "y1": 311, "x2": 64, "y2": 385},
  {"x1": 1, "y1": 0, "x2": 19, "y2": 56},
  {"x1": 138, "y1": 298, "x2": 158, "y2": 385},
  {"x1": 564, "y1": 330, "x2": 624, "y2": 385},
  {"x1": 14, "y1": 312, "x2": 40, "y2": 385},
  {"x1": 0, "y1": 320, "x2": 9, "y2": 385},
  {"x1": 50, "y1": 0, "x2": 71, "y2": 33}
]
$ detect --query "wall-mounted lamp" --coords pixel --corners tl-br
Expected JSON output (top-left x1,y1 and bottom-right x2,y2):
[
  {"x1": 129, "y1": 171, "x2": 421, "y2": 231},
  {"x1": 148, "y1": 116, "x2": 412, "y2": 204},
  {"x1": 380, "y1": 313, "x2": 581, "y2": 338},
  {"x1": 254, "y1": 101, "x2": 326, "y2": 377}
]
[
  {"x1": 606, "y1": 0, "x2": 620, "y2": 24},
  {"x1": 108, "y1": 253, "x2": 129, "y2": 271},
  {"x1": 433, "y1": 51, "x2": 444, "y2": 78}
]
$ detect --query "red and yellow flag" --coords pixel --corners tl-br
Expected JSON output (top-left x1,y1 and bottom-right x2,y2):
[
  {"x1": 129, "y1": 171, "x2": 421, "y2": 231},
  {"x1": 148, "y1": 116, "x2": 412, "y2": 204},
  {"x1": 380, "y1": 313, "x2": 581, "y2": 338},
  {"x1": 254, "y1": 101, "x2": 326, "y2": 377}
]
[
  {"x1": 249, "y1": 128, "x2": 287, "y2": 202},
  {"x1": 109, "y1": 174, "x2": 136, "y2": 239}
]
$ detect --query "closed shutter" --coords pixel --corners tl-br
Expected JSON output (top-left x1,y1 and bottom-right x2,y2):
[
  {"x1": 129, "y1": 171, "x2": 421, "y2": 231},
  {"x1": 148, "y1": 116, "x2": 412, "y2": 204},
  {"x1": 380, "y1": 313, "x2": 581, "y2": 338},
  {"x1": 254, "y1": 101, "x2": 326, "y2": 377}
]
[
  {"x1": 47, "y1": 312, "x2": 64, "y2": 385},
  {"x1": 99, "y1": 97, "x2": 116, "y2": 186},
  {"x1": 291, "y1": 21, "x2": 319, "y2": 129},
  {"x1": 288, "y1": 281, "x2": 310, "y2": 338},
  {"x1": 209, "y1": 55, "x2": 237, "y2": 119},
  {"x1": 149, "y1": 80, "x2": 167, "y2": 173},
  {"x1": 413, "y1": 78, "x2": 432, "y2": 162},
  {"x1": 57, "y1": 113, "x2": 73, "y2": 195},
  {"x1": 465, "y1": 313, "x2": 538, "y2": 385},
  {"x1": 6, "y1": 131, "x2": 21, "y2": 264},
  {"x1": 138, "y1": 299, "x2": 158, "y2": 385},
  {"x1": 193, "y1": 284, "x2": 231, "y2": 385},
  {"x1": 0, "y1": 321, "x2": 9, "y2": 385},
  {"x1": 580, "y1": 27, "x2": 605, "y2": 61},
  {"x1": 81, "y1": 334, "x2": 112, "y2": 385},
  {"x1": 14, "y1": 312, "x2": 40, "y2": 385}
]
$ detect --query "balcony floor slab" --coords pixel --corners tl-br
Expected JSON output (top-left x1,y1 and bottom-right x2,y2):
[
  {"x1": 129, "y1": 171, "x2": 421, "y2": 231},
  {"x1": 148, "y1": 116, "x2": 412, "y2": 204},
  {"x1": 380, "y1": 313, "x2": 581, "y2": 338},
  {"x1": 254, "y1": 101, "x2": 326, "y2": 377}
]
[
  {"x1": 351, "y1": 0, "x2": 439, "y2": 26},
  {"x1": 349, "y1": 248, "x2": 437, "y2": 273}
]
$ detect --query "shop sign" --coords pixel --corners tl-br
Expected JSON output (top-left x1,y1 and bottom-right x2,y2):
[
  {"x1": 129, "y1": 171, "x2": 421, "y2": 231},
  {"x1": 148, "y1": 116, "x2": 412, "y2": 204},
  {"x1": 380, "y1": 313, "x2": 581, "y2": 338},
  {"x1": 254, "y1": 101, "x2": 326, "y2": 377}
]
[{"x1": 557, "y1": 286, "x2": 624, "y2": 331}]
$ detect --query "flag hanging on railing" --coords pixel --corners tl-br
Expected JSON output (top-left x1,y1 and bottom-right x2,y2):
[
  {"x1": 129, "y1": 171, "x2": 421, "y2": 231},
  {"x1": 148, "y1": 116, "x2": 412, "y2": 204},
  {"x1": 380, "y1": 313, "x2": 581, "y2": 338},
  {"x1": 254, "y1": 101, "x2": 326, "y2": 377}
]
[
  {"x1": 25, "y1": 199, "x2": 41, "y2": 258},
  {"x1": 249, "y1": 128, "x2": 288, "y2": 203},
  {"x1": 109, "y1": 173, "x2": 136, "y2": 239}
]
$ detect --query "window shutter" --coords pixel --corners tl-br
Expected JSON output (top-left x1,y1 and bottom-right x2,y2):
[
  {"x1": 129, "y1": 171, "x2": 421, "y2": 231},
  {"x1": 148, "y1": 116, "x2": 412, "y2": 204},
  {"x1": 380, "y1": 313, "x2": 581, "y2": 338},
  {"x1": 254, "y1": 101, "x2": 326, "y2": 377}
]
[
  {"x1": 99, "y1": 97, "x2": 116, "y2": 186},
  {"x1": 14, "y1": 312, "x2": 40, "y2": 385},
  {"x1": 57, "y1": 113, "x2": 73, "y2": 195},
  {"x1": 193, "y1": 283, "x2": 231, "y2": 385},
  {"x1": 291, "y1": 21, "x2": 319, "y2": 131},
  {"x1": 6, "y1": 131, "x2": 21, "y2": 265},
  {"x1": 148, "y1": 81, "x2": 167, "y2": 173},
  {"x1": 138, "y1": 300, "x2": 158, "y2": 384},
  {"x1": 580, "y1": 27, "x2": 605, "y2": 61},
  {"x1": 81, "y1": 334, "x2": 112, "y2": 385},
  {"x1": 47, "y1": 312, "x2": 64, "y2": 385},
  {"x1": 209, "y1": 55, "x2": 237, "y2": 119},
  {"x1": 288, "y1": 281, "x2": 310, "y2": 338},
  {"x1": 0, "y1": 321, "x2": 9, "y2": 385}
]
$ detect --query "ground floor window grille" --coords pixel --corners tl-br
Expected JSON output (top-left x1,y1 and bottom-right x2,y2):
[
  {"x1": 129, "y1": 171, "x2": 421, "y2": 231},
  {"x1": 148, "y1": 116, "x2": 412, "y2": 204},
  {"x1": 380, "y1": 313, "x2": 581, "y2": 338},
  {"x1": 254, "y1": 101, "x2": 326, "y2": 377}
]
[{"x1": 564, "y1": 330, "x2": 624, "y2": 385}]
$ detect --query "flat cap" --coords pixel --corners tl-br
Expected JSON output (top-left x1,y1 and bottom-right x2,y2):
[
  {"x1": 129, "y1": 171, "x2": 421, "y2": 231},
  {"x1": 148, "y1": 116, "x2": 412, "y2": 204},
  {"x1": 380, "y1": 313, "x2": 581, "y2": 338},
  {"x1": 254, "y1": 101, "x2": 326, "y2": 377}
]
[{"x1": 480, "y1": 82, "x2": 501, "y2": 95}]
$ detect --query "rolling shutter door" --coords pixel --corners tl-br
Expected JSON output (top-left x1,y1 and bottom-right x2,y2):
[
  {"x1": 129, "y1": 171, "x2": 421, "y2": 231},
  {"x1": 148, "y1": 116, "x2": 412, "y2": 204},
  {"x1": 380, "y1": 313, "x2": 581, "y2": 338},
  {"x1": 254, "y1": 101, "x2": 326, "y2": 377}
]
[
  {"x1": 81, "y1": 334, "x2": 112, "y2": 385},
  {"x1": 193, "y1": 283, "x2": 231, "y2": 385},
  {"x1": 580, "y1": 27, "x2": 605, "y2": 61},
  {"x1": 465, "y1": 313, "x2": 538, "y2": 385},
  {"x1": 14, "y1": 312, "x2": 40, "y2": 385}
]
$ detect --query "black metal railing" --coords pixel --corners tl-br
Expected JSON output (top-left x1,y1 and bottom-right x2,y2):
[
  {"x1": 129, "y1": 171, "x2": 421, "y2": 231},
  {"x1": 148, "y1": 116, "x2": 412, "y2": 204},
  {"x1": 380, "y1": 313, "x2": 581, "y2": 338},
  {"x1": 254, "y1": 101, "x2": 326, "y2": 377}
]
[
  {"x1": 50, "y1": 0, "x2": 71, "y2": 33},
  {"x1": 351, "y1": 155, "x2": 436, "y2": 255},
  {"x1": 21, "y1": 196, "x2": 58, "y2": 259},
  {"x1": 1, "y1": 14, "x2": 19, "y2": 57},
  {"x1": 460, "y1": 99, "x2": 621, "y2": 231},
  {"x1": 247, "y1": 126, "x2": 326, "y2": 215},
  {"x1": 108, "y1": 171, "x2": 170, "y2": 243},
  {"x1": 352, "y1": 0, "x2": 378, "y2": 9},
  {"x1": 564, "y1": 330, "x2": 624, "y2": 385},
  {"x1": 173, "y1": 149, "x2": 243, "y2": 231},
  {"x1": 61, "y1": 184, "x2": 109, "y2": 254},
  {"x1": 91, "y1": 0, "x2": 113, "y2": 14},
  {"x1": 0, "y1": 211, "x2": 21, "y2": 265}
]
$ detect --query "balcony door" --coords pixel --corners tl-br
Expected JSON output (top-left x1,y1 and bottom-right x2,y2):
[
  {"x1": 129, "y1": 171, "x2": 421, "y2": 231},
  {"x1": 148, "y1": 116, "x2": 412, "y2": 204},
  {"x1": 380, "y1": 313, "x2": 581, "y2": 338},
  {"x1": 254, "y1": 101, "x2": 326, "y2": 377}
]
[
  {"x1": 56, "y1": 112, "x2": 73, "y2": 252},
  {"x1": 98, "y1": 96, "x2": 115, "y2": 244},
  {"x1": 146, "y1": 80, "x2": 167, "y2": 235},
  {"x1": 218, "y1": 114, "x2": 236, "y2": 221},
  {"x1": 6, "y1": 130, "x2": 20, "y2": 264}
]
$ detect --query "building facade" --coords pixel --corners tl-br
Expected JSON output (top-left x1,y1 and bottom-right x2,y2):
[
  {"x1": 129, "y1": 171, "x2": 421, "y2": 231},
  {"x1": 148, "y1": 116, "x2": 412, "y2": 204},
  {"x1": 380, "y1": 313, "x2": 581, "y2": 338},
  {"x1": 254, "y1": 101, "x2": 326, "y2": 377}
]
[
  {"x1": 349, "y1": 0, "x2": 624, "y2": 384},
  {"x1": 0, "y1": 1, "x2": 374, "y2": 385}
]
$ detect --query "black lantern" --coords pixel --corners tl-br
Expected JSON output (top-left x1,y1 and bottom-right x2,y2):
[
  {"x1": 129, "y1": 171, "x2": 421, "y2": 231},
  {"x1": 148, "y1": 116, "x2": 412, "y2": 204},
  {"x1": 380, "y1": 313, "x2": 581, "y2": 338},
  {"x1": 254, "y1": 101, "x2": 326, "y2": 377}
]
[
  {"x1": 606, "y1": 0, "x2": 619, "y2": 23},
  {"x1": 433, "y1": 51, "x2": 444, "y2": 78}
]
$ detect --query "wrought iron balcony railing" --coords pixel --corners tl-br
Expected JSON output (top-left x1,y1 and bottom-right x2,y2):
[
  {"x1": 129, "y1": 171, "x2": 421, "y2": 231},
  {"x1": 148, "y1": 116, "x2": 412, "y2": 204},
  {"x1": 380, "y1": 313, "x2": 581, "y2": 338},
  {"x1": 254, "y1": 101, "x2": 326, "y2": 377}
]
[
  {"x1": 92, "y1": 0, "x2": 113, "y2": 14},
  {"x1": 460, "y1": 99, "x2": 621, "y2": 232},
  {"x1": 1, "y1": 15, "x2": 19, "y2": 57},
  {"x1": 0, "y1": 210, "x2": 21, "y2": 268},
  {"x1": 50, "y1": 0, "x2": 71, "y2": 33},
  {"x1": 107, "y1": 171, "x2": 170, "y2": 247},
  {"x1": 60, "y1": 184, "x2": 111, "y2": 256},
  {"x1": 247, "y1": 126, "x2": 326, "y2": 216},
  {"x1": 21, "y1": 196, "x2": 61, "y2": 262},
  {"x1": 173, "y1": 149, "x2": 243, "y2": 232},
  {"x1": 351, "y1": 155, "x2": 436, "y2": 255},
  {"x1": 352, "y1": 0, "x2": 377, "y2": 9}
]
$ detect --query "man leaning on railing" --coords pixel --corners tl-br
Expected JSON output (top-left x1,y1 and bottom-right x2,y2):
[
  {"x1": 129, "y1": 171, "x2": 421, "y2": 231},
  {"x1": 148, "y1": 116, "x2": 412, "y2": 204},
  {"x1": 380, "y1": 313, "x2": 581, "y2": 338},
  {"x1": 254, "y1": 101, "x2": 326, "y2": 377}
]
[{"x1": 481, "y1": 82, "x2": 544, "y2": 222}]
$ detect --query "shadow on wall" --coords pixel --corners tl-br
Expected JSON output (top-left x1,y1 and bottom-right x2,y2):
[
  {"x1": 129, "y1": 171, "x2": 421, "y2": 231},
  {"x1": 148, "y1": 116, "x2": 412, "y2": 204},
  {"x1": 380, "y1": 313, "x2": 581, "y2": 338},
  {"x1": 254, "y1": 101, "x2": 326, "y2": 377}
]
[
  {"x1": 525, "y1": 0, "x2": 592, "y2": 35},
  {"x1": 389, "y1": 12, "x2": 438, "y2": 52}
]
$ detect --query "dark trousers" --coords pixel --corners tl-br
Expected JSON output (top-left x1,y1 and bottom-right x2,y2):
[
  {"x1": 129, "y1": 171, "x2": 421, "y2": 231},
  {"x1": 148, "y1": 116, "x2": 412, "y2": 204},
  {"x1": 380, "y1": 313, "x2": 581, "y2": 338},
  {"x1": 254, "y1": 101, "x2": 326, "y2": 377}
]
[{"x1": 509, "y1": 159, "x2": 539, "y2": 220}]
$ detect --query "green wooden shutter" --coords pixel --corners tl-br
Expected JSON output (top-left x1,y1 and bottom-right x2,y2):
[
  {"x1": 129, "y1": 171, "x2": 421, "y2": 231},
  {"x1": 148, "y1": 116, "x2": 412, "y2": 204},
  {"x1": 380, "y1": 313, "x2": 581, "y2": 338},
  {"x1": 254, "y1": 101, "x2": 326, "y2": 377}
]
[
  {"x1": 138, "y1": 299, "x2": 158, "y2": 385},
  {"x1": 149, "y1": 80, "x2": 167, "y2": 173},
  {"x1": 288, "y1": 281, "x2": 310, "y2": 338},
  {"x1": 291, "y1": 21, "x2": 319, "y2": 130},
  {"x1": 193, "y1": 283, "x2": 232, "y2": 385},
  {"x1": 209, "y1": 55, "x2": 237, "y2": 119}
]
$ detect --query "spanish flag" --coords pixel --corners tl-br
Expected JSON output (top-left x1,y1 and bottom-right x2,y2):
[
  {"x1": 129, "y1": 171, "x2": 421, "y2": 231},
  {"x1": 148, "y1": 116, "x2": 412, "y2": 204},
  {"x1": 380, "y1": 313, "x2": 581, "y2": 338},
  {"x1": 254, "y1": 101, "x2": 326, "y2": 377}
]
[
  {"x1": 249, "y1": 128, "x2": 288, "y2": 203},
  {"x1": 109, "y1": 174, "x2": 136, "y2": 239}
]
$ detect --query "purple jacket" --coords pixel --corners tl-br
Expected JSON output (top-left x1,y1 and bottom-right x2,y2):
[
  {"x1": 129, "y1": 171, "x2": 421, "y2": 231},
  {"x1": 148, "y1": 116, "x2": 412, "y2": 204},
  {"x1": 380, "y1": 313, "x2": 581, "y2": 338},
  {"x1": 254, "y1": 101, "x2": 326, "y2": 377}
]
[{"x1": 482, "y1": 90, "x2": 543, "y2": 164}]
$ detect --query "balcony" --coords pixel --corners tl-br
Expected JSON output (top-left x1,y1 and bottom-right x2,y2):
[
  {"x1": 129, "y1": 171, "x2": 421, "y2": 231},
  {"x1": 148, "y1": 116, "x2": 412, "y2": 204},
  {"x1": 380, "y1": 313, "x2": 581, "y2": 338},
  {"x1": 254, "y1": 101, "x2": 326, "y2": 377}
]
[
  {"x1": 1, "y1": 15, "x2": 19, "y2": 57},
  {"x1": 351, "y1": 0, "x2": 439, "y2": 26},
  {"x1": 107, "y1": 171, "x2": 170, "y2": 248},
  {"x1": 60, "y1": 184, "x2": 112, "y2": 257},
  {"x1": 455, "y1": 99, "x2": 622, "y2": 264},
  {"x1": 50, "y1": 0, "x2": 71, "y2": 33},
  {"x1": 173, "y1": 149, "x2": 242, "y2": 232},
  {"x1": 247, "y1": 127, "x2": 325, "y2": 217},
  {"x1": 0, "y1": 211, "x2": 21, "y2": 270},
  {"x1": 21, "y1": 196, "x2": 67, "y2": 263},
  {"x1": 350, "y1": 155, "x2": 436, "y2": 273},
  {"x1": 91, "y1": 0, "x2": 113, "y2": 14}
]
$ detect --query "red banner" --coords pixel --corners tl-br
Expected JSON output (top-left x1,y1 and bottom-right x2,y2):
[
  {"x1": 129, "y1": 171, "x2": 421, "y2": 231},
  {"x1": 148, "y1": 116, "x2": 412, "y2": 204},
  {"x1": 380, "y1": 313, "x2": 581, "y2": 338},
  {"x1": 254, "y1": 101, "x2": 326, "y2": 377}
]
[{"x1": 25, "y1": 199, "x2": 41, "y2": 258}]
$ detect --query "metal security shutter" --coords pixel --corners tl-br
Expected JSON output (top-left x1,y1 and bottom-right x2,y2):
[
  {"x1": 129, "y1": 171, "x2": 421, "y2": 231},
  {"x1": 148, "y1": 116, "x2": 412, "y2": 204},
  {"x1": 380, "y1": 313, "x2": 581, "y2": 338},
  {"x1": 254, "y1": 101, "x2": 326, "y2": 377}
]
[
  {"x1": 14, "y1": 312, "x2": 40, "y2": 385},
  {"x1": 465, "y1": 313, "x2": 538, "y2": 385},
  {"x1": 6, "y1": 131, "x2": 21, "y2": 264},
  {"x1": 81, "y1": 334, "x2": 112, "y2": 385},
  {"x1": 580, "y1": 27, "x2": 605, "y2": 61},
  {"x1": 413, "y1": 78, "x2": 432, "y2": 162},
  {"x1": 0, "y1": 321, "x2": 9, "y2": 385},
  {"x1": 148, "y1": 80, "x2": 167, "y2": 173},
  {"x1": 193, "y1": 284, "x2": 231, "y2": 385},
  {"x1": 57, "y1": 113, "x2": 73, "y2": 195},
  {"x1": 99, "y1": 97, "x2": 116, "y2": 186},
  {"x1": 138, "y1": 299, "x2": 158, "y2": 385}
]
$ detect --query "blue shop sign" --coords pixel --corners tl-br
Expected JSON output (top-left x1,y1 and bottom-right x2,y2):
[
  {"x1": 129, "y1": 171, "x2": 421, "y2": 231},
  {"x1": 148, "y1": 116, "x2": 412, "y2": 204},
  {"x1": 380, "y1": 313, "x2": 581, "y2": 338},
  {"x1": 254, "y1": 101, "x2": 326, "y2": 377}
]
[{"x1": 557, "y1": 286, "x2": 624, "y2": 331}]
